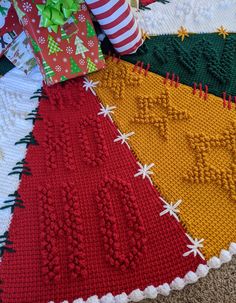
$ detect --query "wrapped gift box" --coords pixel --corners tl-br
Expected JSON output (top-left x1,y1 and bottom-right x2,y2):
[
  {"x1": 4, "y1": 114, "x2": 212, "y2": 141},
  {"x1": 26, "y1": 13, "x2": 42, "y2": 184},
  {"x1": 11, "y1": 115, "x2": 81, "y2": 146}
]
[
  {"x1": 0, "y1": 0, "x2": 22, "y2": 56},
  {"x1": 5, "y1": 31, "x2": 37, "y2": 74},
  {"x1": 13, "y1": 0, "x2": 105, "y2": 85}
]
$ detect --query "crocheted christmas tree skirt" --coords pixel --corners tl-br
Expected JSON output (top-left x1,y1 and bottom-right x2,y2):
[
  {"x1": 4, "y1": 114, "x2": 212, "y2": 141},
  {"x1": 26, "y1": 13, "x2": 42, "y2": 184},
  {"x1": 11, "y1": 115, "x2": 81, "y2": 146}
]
[
  {"x1": 0, "y1": 59, "x2": 236, "y2": 302},
  {"x1": 101, "y1": 34, "x2": 236, "y2": 99}
]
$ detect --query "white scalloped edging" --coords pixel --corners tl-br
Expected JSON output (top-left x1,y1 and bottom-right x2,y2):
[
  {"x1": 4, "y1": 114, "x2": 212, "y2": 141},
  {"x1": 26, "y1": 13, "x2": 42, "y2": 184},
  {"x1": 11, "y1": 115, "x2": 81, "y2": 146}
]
[{"x1": 48, "y1": 243, "x2": 236, "y2": 303}]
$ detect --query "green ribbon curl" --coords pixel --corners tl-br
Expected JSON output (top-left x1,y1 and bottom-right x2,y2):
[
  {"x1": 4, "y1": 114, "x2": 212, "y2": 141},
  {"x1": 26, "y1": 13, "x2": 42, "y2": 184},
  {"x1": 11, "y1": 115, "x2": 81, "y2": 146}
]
[{"x1": 36, "y1": 0, "x2": 80, "y2": 33}]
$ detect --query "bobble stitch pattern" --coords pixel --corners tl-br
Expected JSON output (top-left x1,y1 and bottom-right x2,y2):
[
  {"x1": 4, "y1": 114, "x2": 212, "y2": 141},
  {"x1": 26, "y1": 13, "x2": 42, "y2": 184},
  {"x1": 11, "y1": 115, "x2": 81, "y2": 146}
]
[
  {"x1": 95, "y1": 177, "x2": 146, "y2": 271},
  {"x1": 60, "y1": 119, "x2": 75, "y2": 171},
  {"x1": 132, "y1": 89, "x2": 190, "y2": 139},
  {"x1": 38, "y1": 186, "x2": 61, "y2": 283},
  {"x1": 45, "y1": 81, "x2": 86, "y2": 110},
  {"x1": 78, "y1": 116, "x2": 108, "y2": 167},
  {"x1": 62, "y1": 182, "x2": 87, "y2": 278},
  {"x1": 44, "y1": 120, "x2": 57, "y2": 171},
  {"x1": 185, "y1": 121, "x2": 236, "y2": 201},
  {"x1": 102, "y1": 64, "x2": 142, "y2": 100}
]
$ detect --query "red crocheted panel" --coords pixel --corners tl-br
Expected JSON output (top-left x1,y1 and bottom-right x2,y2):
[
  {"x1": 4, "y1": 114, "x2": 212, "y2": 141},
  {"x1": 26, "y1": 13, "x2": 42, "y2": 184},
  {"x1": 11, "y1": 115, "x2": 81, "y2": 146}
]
[{"x1": 0, "y1": 78, "x2": 204, "y2": 303}]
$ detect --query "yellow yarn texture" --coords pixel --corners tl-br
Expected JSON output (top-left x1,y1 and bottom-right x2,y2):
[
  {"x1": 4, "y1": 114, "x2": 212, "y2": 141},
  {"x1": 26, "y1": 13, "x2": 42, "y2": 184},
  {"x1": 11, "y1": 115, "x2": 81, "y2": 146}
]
[{"x1": 89, "y1": 59, "x2": 236, "y2": 260}]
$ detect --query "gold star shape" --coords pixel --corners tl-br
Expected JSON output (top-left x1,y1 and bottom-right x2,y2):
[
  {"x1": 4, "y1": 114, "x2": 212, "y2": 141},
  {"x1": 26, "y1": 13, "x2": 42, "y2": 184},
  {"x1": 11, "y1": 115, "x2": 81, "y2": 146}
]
[
  {"x1": 102, "y1": 64, "x2": 142, "y2": 100},
  {"x1": 185, "y1": 121, "x2": 236, "y2": 201},
  {"x1": 217, "y1": 26, "x2": 229, "y2": 39},
  {"x1": 141, "y1": 29, "x2": 150, "y2": 41},
  {"x1": 132, "y1": 89, "x2": 191, "y2": 140},
  {"x1": 177, "y1": 26, "x2": 189, "y2": 42}
]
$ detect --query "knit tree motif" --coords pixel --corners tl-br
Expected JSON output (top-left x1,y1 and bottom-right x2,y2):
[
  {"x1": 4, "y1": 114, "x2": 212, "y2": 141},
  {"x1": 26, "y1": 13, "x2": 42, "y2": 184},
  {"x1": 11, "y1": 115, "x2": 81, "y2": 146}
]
[
  {"x1": 86, "y1": 20, "x2": 95, "y2": 38},
  {"x1": 31, "y1": 38, "x2": 41, "y2": 54},
  {"x1": 184, "y1": 121, "x2": 236, "y2": 202},
  {"x1": 132, "y1": 89, "x2": 191, "y2": 140},
  {"x1": 70, "y1": 57, "x2": 82, "y2": 74},
  {"x1": 172, "y1": 38, "x2": 235, "y2": 83},
  {"x1": 48, "y1": 35, "x2": 62, "y2": 55},
  {"x1": 87, "y1": 57, "x2": 97, "y2": 73},
  {"x1": 0, "y1": 191, "x2": 24, "y2": 214},
  {"x1": 102, "y1": 63, "x2": 143, "y2": 100},
  {"x1": 75, "y1": 36, "x2": 88, "y2": 58},
  {"x1": 0, "y1": 232, "x2": 15, "y2": 258},
  {"x1": 42, "y1": 59, "x2": 55, "y2": 79}
]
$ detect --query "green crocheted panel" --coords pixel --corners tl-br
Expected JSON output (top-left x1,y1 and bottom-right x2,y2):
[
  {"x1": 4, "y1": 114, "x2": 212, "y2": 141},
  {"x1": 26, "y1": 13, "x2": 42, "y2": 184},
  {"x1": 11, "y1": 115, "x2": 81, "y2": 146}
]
[{"x1": 101, "y1": 33, "x2": 236, "y2": 98}]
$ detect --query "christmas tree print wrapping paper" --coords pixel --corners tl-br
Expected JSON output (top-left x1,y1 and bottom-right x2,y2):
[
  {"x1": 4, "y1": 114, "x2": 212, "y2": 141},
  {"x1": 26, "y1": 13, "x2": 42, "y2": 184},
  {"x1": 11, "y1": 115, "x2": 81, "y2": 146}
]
[
  {"x1": 0, "y1": 0, "x2": 22, "y2": 57},
  {"x1": 13, "y1": 0, "x2": 105, "y2": 85},
  {"x1": 5, "y1": 31, "x2": 37, "y2": 74}
]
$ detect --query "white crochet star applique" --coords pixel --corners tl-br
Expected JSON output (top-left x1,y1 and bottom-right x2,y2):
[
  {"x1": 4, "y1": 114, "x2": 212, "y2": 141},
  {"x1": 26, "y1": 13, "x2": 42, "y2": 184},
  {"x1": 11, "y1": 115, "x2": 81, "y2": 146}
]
[
  {"x1": 159, "y1": 197, "x2": 182, "y2": 221},
  {"x1": 97, "y1": 104, "x2": 116, "y2": 121},
  {"x1": 134, "y1": 162, "x2": 155, "y2": 184},
  {"x1": 83, "y1": 78, "x2": 99, "y2": 96},
  {"x1": 114, "y1": 130, "x2": 135, "y2": 148},
  {"x1": 183, "y1": 234, "x2": 205, "y2": 260}
]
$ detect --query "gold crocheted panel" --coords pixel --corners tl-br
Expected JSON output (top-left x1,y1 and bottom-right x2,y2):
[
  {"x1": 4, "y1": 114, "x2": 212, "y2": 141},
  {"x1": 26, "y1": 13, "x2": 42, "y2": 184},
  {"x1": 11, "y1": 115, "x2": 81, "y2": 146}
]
[{"x1": 89, "y1": 59, "x2": 236, "y2": 260}]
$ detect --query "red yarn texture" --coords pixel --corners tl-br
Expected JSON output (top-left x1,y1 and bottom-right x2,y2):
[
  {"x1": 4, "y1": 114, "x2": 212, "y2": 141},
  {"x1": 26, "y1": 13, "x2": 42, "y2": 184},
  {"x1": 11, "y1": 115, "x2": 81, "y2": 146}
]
[{"x1": 0, "y1": 78, "x2": 204, "y2": 303}]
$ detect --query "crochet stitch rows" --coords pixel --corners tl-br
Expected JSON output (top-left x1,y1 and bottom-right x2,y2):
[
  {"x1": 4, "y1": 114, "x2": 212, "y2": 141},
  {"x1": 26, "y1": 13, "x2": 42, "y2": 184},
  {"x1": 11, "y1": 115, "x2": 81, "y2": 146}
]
[
  {"x1": 0, "y1": 78, "x2": 204, "y2": 303},
  {"x1": 102, "y1": 34, "x2": 236, "y2": 99},
  {"x1": 89, "y1": 58, "x2": 236, "y2": 259}
]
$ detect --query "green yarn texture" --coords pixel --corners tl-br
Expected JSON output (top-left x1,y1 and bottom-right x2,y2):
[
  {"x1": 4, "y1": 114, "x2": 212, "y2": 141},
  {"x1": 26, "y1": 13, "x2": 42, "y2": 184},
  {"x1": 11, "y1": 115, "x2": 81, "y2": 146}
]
[
  {"x1": 0, "y1": 56, "x2": 15, "y2": 76},
  {"x1": 102, "y1": 33, "x2": 236, "y2": 98}
]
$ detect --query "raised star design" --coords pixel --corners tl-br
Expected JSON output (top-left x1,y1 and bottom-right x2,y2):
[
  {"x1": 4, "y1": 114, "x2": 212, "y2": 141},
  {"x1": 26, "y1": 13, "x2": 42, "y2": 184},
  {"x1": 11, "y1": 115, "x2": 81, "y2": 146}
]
[
  {"x1": 101, "y1": 63, "x2": 142, "y2": 100},
  {"x1": 185, "y1": 121, "x2": 236, "y2": 201},
  {"x1": 132, "y1": 89, "x2": 191, "y2": 139}
]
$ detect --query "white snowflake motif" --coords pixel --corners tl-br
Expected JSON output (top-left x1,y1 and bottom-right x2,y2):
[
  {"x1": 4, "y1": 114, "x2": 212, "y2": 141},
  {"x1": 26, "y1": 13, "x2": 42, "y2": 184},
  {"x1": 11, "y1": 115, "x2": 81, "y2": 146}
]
[
  {"x1": 22, "y1": 2, "x2": 32, "y2": 12},
  {"x1": 78, "y1": 14, "x2": 86, "y2": 22},
  {"x1": 175, "y1": 1, "x2": 193, "y2": 20},
  {"x1": 83, "y1": 78, "x2": 99, "y2": 95},
  {"x1": 194, "y1": 3, "x2": 213, "y2": 23},
  {"x1": 32, "y1": 18, "x2": 36, "y2": 23},
  {"x1": 114, "y1": 130, "x2": 135, "y2": 148},
  {"x1": 38, "y1": 36, "x2": 45, "y2": 44},
  {"x1": 81, "y1": 4, "x2": 87, "y2": 11},
  {"x1": 22, "y1": 17, "x2": 28, "y2": 26},
  {"x1": 134, "y1": 162, "x2": 155, "y2": 184},
  {"x1": 66, "y1": 46, "x2": 73, "y2": 55},
  {"x1": 98, "y1": 104, "x2": 116, "y2": 121},
  {"x1": 36, "y1": 29, "x2": 40, "y2": 34},
  {"x1": 88, "y1": 40, "x2": 94, "y2": 48},
  {"x1": 63, "y1": 58, "x2": 68, "y2": 63},
  {"x1": 65, "y1": 69, "x2": 68, "y2": 73},
  {"x1": 79, "y1": 59, "x2": 85, "y2": 65},
  {"x1": 159, "y1": 197, "x2": 182, "y2": 221},
  {"x1": 53, "y1": 58, "x2": 57, "y2": 62},
  {"x1": 94, "y1": 59, "x2": 98, "y2": 63},
  {"x1": 55, "y1": 65, "x2": 62, "y2": 72},
  {"x1": 81, "y1": 32, "x2": 85, "y2": 36},
  {"x1": 56, "y1": 37, "x2": 61, "y2": 43},
  {"x1": 183, "y1": 234, "x2": 205, "y2": 260}
]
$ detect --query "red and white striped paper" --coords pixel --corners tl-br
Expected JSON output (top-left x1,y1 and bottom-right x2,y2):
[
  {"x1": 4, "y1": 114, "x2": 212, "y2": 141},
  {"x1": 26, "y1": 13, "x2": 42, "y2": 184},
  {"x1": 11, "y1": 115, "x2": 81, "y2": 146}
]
[{"x1": 85, "y1": 0, "x2": 143, "y2": 55}]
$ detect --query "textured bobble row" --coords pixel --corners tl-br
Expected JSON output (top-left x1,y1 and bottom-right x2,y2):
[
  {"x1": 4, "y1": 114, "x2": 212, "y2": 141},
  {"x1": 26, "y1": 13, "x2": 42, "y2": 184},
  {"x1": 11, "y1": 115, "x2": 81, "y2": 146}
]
[
  {"x1": 78, "y1": 115, "x2": 108, "y2": 167},
  {"x1": 95, "y1": 176, "x2": 146, "y2": 271}
]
